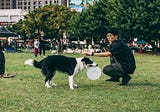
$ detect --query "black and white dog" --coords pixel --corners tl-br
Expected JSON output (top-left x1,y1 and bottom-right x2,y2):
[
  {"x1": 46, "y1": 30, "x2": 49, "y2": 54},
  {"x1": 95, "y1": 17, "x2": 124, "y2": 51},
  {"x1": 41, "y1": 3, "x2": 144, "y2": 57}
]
[{"x1": 24, "y1": 55, "x2": 97, "y2": 89}]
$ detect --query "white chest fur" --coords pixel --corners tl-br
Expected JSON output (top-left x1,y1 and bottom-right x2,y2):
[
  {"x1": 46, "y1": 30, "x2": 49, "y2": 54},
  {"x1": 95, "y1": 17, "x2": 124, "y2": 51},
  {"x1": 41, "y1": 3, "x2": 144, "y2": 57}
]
[{"x1": 73, "y1": 58, "x2": 86, "y2": 75}]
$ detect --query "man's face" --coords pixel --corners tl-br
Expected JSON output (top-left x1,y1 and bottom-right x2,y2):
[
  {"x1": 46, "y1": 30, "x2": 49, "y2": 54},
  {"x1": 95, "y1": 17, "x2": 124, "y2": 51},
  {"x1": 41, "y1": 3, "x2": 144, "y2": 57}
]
[{"x1": 107, "y1": 33, "x2": 118, "y2": 44}]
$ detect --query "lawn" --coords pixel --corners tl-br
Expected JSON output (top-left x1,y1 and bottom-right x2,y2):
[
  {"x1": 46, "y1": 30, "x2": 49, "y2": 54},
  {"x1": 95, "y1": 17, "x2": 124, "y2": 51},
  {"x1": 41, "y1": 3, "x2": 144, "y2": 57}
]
[{"x1": 0, "y1": 50, "x2": 160, "y2": 112}]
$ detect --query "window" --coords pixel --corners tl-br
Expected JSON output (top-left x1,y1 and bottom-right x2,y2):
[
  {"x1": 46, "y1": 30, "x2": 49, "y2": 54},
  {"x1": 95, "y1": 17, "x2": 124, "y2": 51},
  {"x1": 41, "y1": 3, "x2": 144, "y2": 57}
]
[
  {"x1": 18, "y1": 7, "x2": 22, "y2": 9},
  {"x1": 0, "y1": 16, "x2": 8, "y2": 22},
  {"x1": 6, "y1": 3, "x2": 10, "y2": 5},
  {"x1": 10, "y1": 15, "x2": 19, "y2": 21},
  {"x1": 24, "y1": 2, "x2": 27, "y2": 5},
  {"x1": 6, "y1": 7, "x2": 10, "y2": 9},
  {"x1": 18, "y1": 2, "x2": 22, "y2": 5},
  {"x1": 33, "y1": 6, "x2": 36, "y2": 9},
  {"x1": 34, "y1": 2, "x2": 36, "y2": 5}
]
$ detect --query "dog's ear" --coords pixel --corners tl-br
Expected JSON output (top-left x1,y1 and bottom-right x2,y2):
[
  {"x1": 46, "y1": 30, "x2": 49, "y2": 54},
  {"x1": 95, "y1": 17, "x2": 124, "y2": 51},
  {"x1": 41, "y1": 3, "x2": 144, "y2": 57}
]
[
  {"x1": 81, "y1": 57, "x2": 87, "y2": 62},
  {"x1": 81, "y1": 57, "x2": 84, "y2": 62}
]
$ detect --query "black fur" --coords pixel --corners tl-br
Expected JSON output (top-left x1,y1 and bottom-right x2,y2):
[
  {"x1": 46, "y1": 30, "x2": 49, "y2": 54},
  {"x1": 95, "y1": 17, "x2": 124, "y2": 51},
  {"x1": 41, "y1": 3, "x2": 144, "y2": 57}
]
[
  {"x1": 33, "y1": 55, "x2": 77, "y2": 82},
  {"x1": 81, "y1": 57, "x2": 95, "y2": 65}
]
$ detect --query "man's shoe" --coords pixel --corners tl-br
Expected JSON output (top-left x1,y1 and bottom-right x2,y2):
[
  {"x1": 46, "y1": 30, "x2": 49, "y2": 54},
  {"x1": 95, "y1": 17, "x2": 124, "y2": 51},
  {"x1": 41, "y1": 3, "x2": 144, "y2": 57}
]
[
  {"x1": 120, "y1": 75, "x2": 131, "y2": 86},
  {"x1": 0, "y1": 75, "x2": 4, "y2": 78},
  {"x1": 105, "y1": 78, "x2": 120, "y2": 82},
  {"x1": 2, "y1": 74, "x2": 16, "y2": 78}
]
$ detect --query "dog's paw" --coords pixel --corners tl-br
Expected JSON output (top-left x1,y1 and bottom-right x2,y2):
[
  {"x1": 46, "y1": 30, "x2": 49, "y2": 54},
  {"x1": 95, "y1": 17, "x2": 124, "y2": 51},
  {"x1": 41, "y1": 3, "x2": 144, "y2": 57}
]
[
  {"x1": 52, "y1": 83, "x2": 57, "y2": 86},
  {"x1": 45, "y1": 84, "x2": 52, "y2": 88},
  {"x1": 70, "y1": 87, "x2": 74, "y2": 90},
  {"x1": 46, "y1": 86, "x2": 52, "y2": 88},
  {"x1": 74, "y1": 84, "x2": 78, "y2": 87},
  {"x1": 50, "y1": 82, "x2": 57, "y2": 86}
]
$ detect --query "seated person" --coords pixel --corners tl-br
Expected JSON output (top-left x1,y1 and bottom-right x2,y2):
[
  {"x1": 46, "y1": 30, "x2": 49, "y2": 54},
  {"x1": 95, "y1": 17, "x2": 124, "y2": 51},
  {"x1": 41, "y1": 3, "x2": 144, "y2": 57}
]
[
  {"x1": 0, "y1": 47, "x2": 16, "y2": 78},
  {"x1": 0, "y1": 48, "x2": 5, "y2": 78}
]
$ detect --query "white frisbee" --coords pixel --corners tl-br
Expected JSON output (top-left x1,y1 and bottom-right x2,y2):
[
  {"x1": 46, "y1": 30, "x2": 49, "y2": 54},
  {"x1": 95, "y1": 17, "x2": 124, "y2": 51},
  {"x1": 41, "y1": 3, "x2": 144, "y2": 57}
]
[{"x1": 87, "y1": 66, "x2": 101, "y2": 80}]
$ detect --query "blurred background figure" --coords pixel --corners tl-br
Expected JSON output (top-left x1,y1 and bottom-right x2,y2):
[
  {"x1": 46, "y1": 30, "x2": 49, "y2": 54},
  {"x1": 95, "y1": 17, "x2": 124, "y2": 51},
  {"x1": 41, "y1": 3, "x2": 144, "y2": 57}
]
[
  {"x1": 33, "y1": 38, "x2": 40, "y2": 57},
  {"x1": 39, "y1": 31, "x2": 47, "y2": 57},
  {"x1": 0, "y1": 46, "x2": 5, "y2": 78}
]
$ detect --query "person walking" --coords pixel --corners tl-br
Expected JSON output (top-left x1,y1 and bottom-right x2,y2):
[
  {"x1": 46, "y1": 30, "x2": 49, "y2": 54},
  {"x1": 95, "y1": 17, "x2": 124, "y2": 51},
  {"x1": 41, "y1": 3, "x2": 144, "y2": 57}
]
[
  {"x1": 33, "y1": 39, "x2": 40, "y2": 57},
  {"x1": 39, "y1": 31, "x2": 47, "y2": 57},
  {"x1": 82, "y1": 27, "x2": 136, "y2": 85}
]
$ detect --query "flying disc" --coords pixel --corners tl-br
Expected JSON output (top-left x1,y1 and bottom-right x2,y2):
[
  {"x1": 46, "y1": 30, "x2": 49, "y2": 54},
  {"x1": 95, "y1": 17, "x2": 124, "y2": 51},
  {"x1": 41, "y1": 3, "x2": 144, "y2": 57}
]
[{"x1": 87, "y1": 66, "x2": 101, "y2": 80}]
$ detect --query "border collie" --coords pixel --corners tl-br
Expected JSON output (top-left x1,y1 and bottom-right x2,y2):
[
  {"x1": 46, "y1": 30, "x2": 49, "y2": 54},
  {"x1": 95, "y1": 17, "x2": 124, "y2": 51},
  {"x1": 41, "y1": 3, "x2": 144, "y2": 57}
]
[{"x1": 24, "y1": 55, "x2": 97, "y2": 89}]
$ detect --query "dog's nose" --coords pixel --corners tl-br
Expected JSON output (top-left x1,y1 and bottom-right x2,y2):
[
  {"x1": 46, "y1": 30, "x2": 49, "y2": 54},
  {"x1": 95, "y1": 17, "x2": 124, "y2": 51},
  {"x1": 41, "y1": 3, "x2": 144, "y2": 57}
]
[{"x1": 91, "y1": 64, "x2": 98, "y2": 67}]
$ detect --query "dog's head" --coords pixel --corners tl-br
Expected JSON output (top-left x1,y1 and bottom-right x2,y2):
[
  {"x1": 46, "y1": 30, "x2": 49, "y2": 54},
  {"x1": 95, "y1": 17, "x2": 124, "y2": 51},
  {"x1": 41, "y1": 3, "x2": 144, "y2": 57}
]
[{"x1": 81, "y1": 57, "x2": 98, "y2": 68}]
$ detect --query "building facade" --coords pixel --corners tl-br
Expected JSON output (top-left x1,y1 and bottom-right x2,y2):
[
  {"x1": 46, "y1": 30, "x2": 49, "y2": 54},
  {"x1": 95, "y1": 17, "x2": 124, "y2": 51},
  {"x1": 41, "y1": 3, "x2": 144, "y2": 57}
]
[
  {"x1": 68, "y1": 0, "x2": 97, "y2": 12},
  {"x1": 0, "y1": 0, "x2": 98, "y2": 26},
  {"x1": 0, "y1": 0, "x2": 67, "y2": 26},
  {"x1": 0, "y1": 9, "x2": 28, "y2": 26},
  {"x1": 0, "y1": 0, "x2": 67, "y2": 11}
]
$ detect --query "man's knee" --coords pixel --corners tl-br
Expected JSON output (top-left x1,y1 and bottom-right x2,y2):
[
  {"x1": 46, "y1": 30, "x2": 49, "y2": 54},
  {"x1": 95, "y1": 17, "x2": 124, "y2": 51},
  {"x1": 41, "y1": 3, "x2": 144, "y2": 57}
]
[{"x1": 102, "y1": 65, "x2": 112, "y2": 74}]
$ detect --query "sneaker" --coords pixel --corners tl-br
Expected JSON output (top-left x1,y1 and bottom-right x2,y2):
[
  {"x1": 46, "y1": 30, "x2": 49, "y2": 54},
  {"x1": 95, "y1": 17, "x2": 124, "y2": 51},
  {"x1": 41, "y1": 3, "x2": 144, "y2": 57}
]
[
  {"x1": 120, "y1": 75, "x2": 131, "y2": 86},
  {"x1": 105, "y1": 78, "x2": 120, "y2": 82},
  {"x1": 2, "y1": 74, "x2": 16, "y2": 78},
  {"x1": 0, "y1": 75, "x2": 4, "y2": 78}
]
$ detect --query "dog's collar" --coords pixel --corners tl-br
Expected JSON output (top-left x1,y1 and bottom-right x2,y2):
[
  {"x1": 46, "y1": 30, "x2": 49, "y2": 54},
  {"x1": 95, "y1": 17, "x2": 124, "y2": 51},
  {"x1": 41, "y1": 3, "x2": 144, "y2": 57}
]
[{"x1": 82, "y1": 62, "x2": 87, "y2": 69}]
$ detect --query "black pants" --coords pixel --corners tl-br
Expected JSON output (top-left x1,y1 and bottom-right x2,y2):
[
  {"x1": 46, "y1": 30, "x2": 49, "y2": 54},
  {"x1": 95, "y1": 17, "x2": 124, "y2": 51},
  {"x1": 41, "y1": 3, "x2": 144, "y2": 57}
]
[
  {"x1": 103, "y1": 56, "x2": 130, "y2": 79},
  {"x1": 0, "y1": 51, "x2": 5, "y2": 75},
  {"x1": 39, "y1": 45, "x2": 45, "y2": 56},
  {"x1": 103, "y1": 62, "x2": 127, "y2": 79}
]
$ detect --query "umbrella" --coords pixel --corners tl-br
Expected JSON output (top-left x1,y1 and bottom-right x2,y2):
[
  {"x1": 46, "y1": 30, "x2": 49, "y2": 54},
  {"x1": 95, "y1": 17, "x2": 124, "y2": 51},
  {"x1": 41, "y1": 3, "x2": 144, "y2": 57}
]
[
  {"x1": 136, "y1": 40, "x2": 146, "y2": 44},
  {"x1": 0, "y1": 26, "x2": 17, "y2": 37}
]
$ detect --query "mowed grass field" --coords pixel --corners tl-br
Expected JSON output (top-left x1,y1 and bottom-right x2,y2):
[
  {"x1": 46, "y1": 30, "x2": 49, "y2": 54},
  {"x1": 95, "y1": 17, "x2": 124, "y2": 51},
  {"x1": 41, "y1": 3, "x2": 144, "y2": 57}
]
[{"x1": 0, "y1": 50, "x2": 160, "y2": 112}]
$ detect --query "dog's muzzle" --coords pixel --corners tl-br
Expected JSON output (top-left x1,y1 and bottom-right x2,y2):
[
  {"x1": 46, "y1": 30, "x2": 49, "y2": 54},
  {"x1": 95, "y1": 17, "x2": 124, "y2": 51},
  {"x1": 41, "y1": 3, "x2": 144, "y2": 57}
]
[{"x1": 88, "y1": 63, "x2": 98, "y2": 67}]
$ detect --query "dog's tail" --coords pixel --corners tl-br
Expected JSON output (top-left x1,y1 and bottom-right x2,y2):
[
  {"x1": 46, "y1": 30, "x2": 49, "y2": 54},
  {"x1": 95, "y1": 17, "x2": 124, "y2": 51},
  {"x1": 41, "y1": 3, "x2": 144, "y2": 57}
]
[{"x1": 24, "y1": 59, "x2": 41, "y2": 69}]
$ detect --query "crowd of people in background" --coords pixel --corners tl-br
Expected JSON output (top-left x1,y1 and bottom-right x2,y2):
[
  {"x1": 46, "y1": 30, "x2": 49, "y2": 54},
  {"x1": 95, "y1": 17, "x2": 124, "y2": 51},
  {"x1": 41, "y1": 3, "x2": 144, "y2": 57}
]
[
  {"x1": 30, "y1": 36, "x2": 157, "y2": 57},
  {"x1": 1, "y1": 31, "x2": 160, "y2": 56}
]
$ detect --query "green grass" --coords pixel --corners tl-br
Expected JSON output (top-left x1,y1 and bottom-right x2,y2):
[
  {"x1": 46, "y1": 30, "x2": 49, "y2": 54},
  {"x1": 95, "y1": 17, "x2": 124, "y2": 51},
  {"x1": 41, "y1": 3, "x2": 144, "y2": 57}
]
[{"x1": 0, "y1": 51, "x2": 160, "y2": 112}]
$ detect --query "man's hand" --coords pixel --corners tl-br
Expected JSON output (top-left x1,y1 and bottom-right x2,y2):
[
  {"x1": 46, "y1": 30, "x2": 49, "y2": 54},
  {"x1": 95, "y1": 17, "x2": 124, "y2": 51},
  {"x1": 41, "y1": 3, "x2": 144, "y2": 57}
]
[{"x1": 81, "y1": 52, "x2": 92, "y2": 56}]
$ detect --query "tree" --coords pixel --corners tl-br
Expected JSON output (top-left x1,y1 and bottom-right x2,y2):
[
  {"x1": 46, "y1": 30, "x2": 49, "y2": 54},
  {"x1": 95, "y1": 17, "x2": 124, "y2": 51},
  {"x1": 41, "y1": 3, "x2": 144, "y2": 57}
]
[
  {"x1": 39, "y1": 5, "x2": 73, "y2": 38},
  {"x1": 7, "y1": 20, "x2": 26, "y2": 39},
  {"x1": 104, "y1": 0, "x2": 160, "y2": 53},
  {"x1": 12, "y1": 5, "x2": 73, "y2": 40},
  {"x1": 68, "y1": 1, "x2": 109, "y2": 42},
  {"x1": 87, "y1": 0, "x2": 160, "y2": 52},
  {"x1": 10, "y1": 0, "x2": 160, "y2": 52}
]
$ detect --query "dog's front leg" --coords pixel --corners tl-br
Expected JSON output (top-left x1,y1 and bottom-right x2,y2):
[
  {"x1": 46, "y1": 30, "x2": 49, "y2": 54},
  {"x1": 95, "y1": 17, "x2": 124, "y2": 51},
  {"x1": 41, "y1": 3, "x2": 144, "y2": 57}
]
[
  {"x1": 68, "y1": 75, "x2": 74, "y2": 89},
  {"x1": 50, "y1": 80, "x2": 57, "y2": 86}
]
